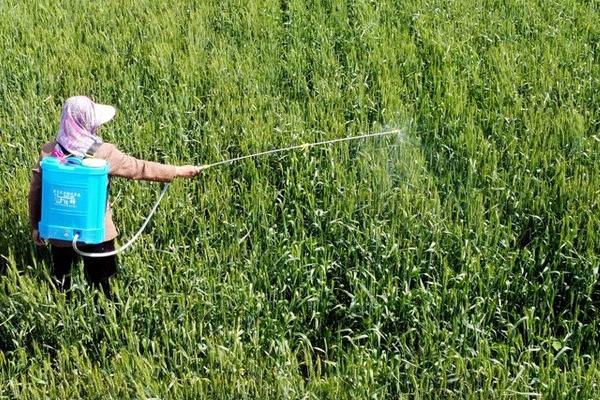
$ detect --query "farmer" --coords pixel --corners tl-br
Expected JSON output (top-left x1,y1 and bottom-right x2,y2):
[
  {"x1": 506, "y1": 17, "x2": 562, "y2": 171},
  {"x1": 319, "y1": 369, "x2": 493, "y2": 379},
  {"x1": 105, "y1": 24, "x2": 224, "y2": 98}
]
[{"x1": 28, "y1": 96, "x2": 201, "y2": 298}]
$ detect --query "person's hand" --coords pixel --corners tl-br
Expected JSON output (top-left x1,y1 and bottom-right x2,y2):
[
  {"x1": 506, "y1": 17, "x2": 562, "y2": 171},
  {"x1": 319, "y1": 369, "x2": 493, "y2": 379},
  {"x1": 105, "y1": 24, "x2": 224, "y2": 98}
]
[
  {"x1": 176, "y1": 165, "x2": 203, "y2": 178},
  {"x1": 32, "y1": 229, "x2": 45, "y2": 246}
]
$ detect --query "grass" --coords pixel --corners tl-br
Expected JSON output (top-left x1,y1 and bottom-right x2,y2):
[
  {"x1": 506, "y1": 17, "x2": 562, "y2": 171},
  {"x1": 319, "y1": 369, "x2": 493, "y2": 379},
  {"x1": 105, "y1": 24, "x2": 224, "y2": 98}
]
[{"x1": 0, "y1": 0, "x2": 599, "y2": 398}]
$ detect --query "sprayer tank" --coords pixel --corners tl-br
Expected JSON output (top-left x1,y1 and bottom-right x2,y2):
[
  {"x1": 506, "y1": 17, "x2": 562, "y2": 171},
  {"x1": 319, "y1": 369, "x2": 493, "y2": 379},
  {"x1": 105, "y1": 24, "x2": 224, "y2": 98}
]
[{"x1": 39, "y1": 157, "x2": 109, "y2": 244}]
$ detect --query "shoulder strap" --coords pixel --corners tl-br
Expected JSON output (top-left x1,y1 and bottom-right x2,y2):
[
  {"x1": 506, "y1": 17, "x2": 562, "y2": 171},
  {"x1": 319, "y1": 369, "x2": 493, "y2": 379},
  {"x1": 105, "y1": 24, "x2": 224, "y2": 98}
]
[
  {"x1": 57, "y1": 142, "x2": 72, "y2": 157},
  {"x1": 85, "y1": 142, "x2": 101, "y2": 158}
]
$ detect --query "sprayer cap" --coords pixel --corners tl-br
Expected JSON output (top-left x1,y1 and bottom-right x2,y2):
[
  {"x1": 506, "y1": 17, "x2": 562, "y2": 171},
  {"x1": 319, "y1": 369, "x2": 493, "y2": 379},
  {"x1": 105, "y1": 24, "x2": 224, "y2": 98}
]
[{"x1": 82, "y1": 158, "x2": 108, "y2": 168}]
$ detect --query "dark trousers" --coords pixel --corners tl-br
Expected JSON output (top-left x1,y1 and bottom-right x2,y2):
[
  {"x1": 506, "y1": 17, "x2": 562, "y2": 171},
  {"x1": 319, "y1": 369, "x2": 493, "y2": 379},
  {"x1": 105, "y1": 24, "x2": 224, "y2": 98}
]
[{"x1": 50, "y1": 239, "x2": 117, "y2": 299}]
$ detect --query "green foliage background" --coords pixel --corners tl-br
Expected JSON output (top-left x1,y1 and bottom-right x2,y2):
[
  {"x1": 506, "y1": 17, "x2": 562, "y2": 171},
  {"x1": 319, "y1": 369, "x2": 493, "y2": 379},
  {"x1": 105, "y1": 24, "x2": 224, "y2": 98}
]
[{"x1": 0, "y1": 0, "x2": 598, "y2": 398}]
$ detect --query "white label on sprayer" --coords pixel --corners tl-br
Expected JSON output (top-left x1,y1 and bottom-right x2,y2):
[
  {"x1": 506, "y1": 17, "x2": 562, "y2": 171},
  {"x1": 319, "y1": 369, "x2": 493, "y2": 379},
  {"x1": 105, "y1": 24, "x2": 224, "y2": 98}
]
[{"x1": 53, "y1": 189, "x2": 81, "y2": 208}]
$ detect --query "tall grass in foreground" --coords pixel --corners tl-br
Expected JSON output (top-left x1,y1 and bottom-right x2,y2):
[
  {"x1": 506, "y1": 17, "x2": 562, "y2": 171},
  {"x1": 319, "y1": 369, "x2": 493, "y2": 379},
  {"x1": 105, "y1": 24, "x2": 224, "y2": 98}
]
[{"x1": 0, "y1": 0, "x2": 599, "y2": 398}]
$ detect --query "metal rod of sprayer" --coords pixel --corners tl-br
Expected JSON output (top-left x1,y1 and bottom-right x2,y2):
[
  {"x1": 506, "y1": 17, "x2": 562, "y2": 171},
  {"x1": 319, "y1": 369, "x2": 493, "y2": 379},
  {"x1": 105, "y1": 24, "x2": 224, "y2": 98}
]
[{"x1": 198, "y1": 129, "x2": 401, "y2": 170}]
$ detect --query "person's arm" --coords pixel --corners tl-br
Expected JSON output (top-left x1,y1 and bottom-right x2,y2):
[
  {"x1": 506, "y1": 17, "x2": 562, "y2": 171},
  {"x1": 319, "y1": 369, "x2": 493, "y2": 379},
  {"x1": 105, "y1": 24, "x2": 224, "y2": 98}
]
[
  {"x1": 98, "y1": 144, "x2": 200, "y2": 182},
  {"x1": 28, "y1": 161, "x2": 45, "y2": 246}
]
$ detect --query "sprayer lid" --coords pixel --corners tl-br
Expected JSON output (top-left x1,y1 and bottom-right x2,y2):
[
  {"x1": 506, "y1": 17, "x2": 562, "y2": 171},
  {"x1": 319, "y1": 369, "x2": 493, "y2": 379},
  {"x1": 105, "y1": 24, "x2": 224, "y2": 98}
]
[{"x1": 82, "y1": 158, "x2": 108, "y2": 168}]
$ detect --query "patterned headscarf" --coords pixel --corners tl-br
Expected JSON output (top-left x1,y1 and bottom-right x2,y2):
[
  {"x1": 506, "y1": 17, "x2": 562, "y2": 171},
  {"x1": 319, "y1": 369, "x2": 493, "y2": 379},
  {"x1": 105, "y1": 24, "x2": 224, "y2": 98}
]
[{"x1": 52, "y1": 96, "x2": 116, "y2": 159}]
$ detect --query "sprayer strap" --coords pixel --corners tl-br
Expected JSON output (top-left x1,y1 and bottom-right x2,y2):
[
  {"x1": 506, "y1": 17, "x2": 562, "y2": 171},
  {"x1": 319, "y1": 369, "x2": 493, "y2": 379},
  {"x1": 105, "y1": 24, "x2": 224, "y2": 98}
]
[
  {"x1": 56, "y1": 142, "x2": 100, "y2": 158},
  {"x1": 57, "y1": 142, "x2": 72, "y2": 157},
  {"x1": 85, "y1": 142, "x2": 101, "y2": 158}
]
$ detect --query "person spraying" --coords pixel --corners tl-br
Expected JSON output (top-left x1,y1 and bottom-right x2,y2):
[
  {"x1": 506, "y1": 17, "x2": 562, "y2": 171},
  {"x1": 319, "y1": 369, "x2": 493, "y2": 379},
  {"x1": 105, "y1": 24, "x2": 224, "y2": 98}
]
[{"x1": 28, "y1": 96, "x2": 201, "y2": 298}]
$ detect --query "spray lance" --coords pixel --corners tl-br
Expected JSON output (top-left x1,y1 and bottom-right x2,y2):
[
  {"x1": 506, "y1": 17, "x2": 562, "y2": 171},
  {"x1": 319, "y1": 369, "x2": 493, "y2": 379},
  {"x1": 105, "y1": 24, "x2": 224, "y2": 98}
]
[{"x1": 39, "y1": 128, "x2": 401, "y2": 257}]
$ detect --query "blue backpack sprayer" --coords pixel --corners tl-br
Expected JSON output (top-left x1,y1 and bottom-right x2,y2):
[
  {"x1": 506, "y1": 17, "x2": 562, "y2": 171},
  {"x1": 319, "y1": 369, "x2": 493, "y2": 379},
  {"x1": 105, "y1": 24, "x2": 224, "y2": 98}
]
[
  {"x1": 39, "y1": 156, "x2": 110, "y2": 244},
  {"x1": 39, "y1": 129, "x2": 401, "y2": 257}
]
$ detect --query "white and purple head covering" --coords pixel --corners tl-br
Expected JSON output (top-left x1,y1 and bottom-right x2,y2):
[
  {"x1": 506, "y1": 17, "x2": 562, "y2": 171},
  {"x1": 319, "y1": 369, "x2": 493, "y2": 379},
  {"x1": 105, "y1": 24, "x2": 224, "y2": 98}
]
[{"x1": 52, "y1": 96, "x2": 116, "y2": 159}]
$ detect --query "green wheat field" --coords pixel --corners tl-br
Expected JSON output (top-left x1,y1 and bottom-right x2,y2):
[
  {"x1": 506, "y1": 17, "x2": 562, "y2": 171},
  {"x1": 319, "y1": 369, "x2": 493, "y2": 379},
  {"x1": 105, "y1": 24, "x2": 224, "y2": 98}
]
[{"x1": 1, "y1": 0, "x2": 598, "y2": 398}]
